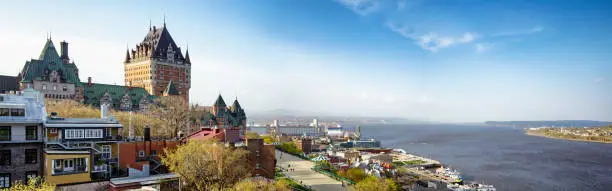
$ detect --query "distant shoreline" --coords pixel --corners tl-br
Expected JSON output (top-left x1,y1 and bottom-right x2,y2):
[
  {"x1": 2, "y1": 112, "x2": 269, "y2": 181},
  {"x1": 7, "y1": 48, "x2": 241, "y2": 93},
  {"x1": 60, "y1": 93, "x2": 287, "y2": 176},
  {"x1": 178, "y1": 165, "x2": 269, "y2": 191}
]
[{"x1": 525, "y1": 130, "x2": 612, "y2": 144}]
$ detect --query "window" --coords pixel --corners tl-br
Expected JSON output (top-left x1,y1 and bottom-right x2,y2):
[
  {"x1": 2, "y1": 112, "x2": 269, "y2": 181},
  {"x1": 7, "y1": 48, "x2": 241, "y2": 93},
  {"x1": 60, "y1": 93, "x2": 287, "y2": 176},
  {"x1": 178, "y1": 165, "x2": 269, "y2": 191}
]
[
  {"x1": 10, "y1": 109, "x2": 24, "y2": 117},
  {"x1": 0, "y1": 150, "x2": 10, "y2": 165},
  {"x1": 50, "y1": 128, "x2": 57, "y2": 134},
  {"x1": 151, "y1": 150, "x2": 157, "y2": 156},
  {"x1": 25, "y1": 149, "x2": 37, "y2": 164},
  {"x1": 256, "y1": 163, "x2": 262, "y2": 169},
  {"x1": 54, "y1": 159, "x2": 62, "y2": 169},
  {"x1": 0, "y1": 173, "x2": 9, "y2": 188},
  {"x1": 42, "y1": 84, "x2": 47, "y2": 90},
  {"x1": 53, "y1": 85, "x2": 57, "y2": 91},
  {"x1": 65, "y1": 129, "x2": 103, "y2": 139},
  {"x1": 0, "y1": 109, "x2": 8, "y2": 116},
  {"x1": 26, "y1": 126, "x2": 37, "y2": 140},
  {"x1": 102, "y1": 145, "x2": 111, "y2": 159},
  {"x1": 0, "y1": 127, "x2": 9, "y2": 141},
  {"x1": 25, "y1": 171, "x2": 37, "y2": 183},
  {"x1": 62, "y1": 86, "x2": 67, "y2": 92},
  {"x1": 138, "y1": 151, "x2": 145, "y2": 157}
]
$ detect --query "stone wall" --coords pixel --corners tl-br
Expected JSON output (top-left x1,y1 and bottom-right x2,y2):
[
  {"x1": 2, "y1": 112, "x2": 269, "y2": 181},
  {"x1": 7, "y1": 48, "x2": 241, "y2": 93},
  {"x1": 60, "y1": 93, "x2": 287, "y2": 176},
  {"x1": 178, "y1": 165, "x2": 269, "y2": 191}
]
[{"x1": 0, "y1": 143, "x2": 43, "y2": 185}]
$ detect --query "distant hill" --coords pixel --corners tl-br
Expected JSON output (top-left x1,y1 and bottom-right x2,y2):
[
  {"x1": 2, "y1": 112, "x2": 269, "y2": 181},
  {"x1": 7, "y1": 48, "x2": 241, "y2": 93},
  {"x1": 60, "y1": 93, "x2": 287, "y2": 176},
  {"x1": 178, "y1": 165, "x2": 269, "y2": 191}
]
[{"x1": 485, "y1": 120, "x2": 612, "y2": 127}]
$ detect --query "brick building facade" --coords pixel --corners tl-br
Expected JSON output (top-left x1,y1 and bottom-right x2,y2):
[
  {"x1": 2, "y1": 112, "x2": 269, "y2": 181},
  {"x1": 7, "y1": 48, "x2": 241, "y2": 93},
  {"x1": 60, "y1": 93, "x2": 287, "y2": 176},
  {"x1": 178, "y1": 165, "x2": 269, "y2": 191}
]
[{"x1": 124, "y1": 23, "x2": 191, "y2": 102}]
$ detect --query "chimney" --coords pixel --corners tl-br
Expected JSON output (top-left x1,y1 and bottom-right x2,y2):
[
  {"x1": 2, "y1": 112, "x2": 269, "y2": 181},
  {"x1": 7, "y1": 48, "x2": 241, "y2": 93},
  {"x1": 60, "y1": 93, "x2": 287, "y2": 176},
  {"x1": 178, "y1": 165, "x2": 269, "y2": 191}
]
[
  {"x1": 100, "y1": 103, "x2": 109, "y2": 119},
  {"x1": 60, "y1": 41, "x2": 69, "y2": 62},
  {"x1": 88, "y1": 77, "x2": 92, "y2": 86}
]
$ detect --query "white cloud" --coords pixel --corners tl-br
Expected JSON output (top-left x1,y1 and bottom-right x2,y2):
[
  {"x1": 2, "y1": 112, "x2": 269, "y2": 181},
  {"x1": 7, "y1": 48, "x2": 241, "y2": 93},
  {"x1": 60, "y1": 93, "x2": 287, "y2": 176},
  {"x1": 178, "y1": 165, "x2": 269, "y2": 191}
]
[
  {"x1": 492, "y1": 26, "x2": 544, "y2": 37},
  {"x1": 475, "y1": 43, "x2": 490, "y2": 52},
  {"x1": 336, "y1": 0, "x2": 380, "y2": 15},
  {"x1": 415, "y1": 32, "x2": 478, "y2": 52},
  {"x1": 386, "y1": 22, "x2": 478, "y2": 52}
]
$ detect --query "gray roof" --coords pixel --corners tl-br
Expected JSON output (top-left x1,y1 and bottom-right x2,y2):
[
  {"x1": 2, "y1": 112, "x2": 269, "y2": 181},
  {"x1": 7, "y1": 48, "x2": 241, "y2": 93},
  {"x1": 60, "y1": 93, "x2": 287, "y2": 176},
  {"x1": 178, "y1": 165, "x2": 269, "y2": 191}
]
[{"x1": 0, "y1": 75, "x2": 19, "y2": 93}]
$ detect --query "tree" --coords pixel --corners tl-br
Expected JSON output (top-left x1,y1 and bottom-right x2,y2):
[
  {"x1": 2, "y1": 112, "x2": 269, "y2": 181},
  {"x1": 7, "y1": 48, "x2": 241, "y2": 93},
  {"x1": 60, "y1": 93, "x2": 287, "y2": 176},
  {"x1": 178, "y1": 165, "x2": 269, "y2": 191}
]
[
  {"x1": 355, "y1": 176, "x2": 398, "y2": 191},
  {"x1": 148, "y1": 96, "x2": 191, "y2": 138},
  {"x1": 4, "y1": 177, "x2": 55, "y2": 191},
  {"x1": 260, "y1": 135, "x2": 274, "y2": 144},
  {"x1": 232, "y1": 178, "x2": 291, "y2": 191},
  {"x1": 246, "y1": 132, "x2": 261, "y2": 139},
  {"x1": 162, "y1": 140, "x2": 252, "y2": 190},
  {"x1": 278, "y1": 142, "x2": 302, "y2": 155},
  {"x1": 345, "y1": 168, "x2": 367, "y2": 182}
]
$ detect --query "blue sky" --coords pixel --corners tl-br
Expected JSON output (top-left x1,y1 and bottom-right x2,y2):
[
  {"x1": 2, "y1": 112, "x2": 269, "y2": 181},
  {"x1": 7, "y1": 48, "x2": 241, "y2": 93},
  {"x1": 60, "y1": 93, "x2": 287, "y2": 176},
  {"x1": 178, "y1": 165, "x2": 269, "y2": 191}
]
[{"x1": 0, "y1": 0, "x2": 610, "y2": 122}]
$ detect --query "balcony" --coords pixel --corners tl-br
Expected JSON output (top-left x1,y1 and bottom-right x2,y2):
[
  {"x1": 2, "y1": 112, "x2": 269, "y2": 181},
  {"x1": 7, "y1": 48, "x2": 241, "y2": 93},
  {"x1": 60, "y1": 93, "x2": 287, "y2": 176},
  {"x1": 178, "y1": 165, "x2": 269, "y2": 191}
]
[
  {"x1": 0, "y1": 135, "x2": 9, "y2": 141},
  {"x1": 92, "y1": 164, "x2": 108, "y2": 173},
  {"x1": 53, "y1": 166, "x2": 88, "y2": 176},
  {"x1": 104, "y1": 135, "x2": 123, "y2": 141}
]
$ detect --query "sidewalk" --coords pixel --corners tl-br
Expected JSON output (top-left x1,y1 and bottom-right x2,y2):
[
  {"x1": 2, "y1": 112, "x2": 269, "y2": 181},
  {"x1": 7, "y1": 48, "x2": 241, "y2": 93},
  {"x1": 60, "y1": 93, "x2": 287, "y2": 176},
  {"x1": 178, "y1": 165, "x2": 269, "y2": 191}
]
[{"x1": 276, "y1": 150, "x2": 350, "y2": 191}]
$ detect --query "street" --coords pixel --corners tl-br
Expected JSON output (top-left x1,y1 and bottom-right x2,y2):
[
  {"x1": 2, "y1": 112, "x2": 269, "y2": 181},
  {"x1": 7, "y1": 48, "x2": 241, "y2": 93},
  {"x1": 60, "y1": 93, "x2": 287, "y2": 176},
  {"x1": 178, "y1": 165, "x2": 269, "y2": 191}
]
[{"x1": 275, "y1": 150, "x2": 349, "y2": 191}]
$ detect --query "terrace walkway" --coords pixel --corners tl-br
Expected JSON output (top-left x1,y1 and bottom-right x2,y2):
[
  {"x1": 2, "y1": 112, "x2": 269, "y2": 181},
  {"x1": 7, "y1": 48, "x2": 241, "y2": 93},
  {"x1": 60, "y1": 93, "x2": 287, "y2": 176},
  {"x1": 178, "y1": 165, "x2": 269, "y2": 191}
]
[{"x1": 275, "y1": 150, "x2": 350, "y2": 191}]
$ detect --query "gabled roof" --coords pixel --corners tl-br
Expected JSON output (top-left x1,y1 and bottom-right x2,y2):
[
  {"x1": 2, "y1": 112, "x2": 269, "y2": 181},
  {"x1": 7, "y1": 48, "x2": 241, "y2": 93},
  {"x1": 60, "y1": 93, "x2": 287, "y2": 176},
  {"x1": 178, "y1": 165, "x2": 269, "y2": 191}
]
[
  {"x1": 18, "y1": 39, "x2": 81, "y2": 84},
  {"x1": 214, "y1": 94, "x2": 226, "y2": 106},
  {"x1": 163, "y1": 81, "x2": 179, "y2": 95},
  {"x1": 39, "y1": 39, "x2": 60, "y2": 61},
  {"x1": 141, "y1": 25, "x2": 185, "y2": 61},
  {"x1": 82, "y1": 83, "x2": 155, "y2": 108}
]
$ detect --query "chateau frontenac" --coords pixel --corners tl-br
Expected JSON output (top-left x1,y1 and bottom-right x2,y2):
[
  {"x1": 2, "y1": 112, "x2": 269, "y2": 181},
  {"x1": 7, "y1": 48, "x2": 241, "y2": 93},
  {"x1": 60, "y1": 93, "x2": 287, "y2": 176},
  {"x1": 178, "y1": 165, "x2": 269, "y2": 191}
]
[{"x1": 7, "y1": 23, "x2": 190, "y2": 112}]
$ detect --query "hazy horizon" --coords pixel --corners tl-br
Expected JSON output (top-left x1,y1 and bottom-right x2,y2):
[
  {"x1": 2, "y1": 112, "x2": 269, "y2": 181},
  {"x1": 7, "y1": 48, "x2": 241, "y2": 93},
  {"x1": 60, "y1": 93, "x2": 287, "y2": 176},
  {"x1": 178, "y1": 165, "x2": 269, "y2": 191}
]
[{"x1": 1, "y1": 0, "x2": 611, "y2": 122}]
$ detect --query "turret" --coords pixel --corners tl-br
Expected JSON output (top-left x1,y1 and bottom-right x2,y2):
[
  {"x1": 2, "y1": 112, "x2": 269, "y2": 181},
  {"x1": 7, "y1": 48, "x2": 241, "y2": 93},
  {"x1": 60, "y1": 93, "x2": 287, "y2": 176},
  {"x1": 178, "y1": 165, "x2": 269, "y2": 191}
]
[
  {"x1": 124, "y1": 49, "x2": 131, "y2": 63},
  {"x1": 185, "y1": 49, "x2": 191, "y2": 64}
]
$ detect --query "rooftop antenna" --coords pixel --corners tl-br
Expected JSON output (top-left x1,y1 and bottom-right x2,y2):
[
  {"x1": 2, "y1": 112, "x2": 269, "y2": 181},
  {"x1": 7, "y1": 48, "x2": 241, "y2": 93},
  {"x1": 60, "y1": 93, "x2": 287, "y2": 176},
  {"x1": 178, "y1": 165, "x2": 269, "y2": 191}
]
[
  {"x1": 163, "y1": 14, "x2": 166, "y2": 27},
  {"x1": 149, "y1": 19, "x2": 152, "y2": 31}
]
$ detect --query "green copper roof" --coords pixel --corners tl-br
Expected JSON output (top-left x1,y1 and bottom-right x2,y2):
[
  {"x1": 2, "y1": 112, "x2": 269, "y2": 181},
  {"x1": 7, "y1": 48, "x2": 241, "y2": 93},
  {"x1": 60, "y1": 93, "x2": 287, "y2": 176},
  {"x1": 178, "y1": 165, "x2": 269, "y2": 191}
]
[
  {"x1": 39, "y1": 39, "x2": 61, "y2": 61},
  {"x1": 163, "y1": 81, "x2": 179, "y2": 95},
  {"x1": 214, "y1": 94, "x2": 226, "y2": 106},
  {"x1": 18, "y1": 39, "x2": 81, "y2": 84},
  {"x1": 82, "y1": 83, "x2": 154, "y2": 109}
]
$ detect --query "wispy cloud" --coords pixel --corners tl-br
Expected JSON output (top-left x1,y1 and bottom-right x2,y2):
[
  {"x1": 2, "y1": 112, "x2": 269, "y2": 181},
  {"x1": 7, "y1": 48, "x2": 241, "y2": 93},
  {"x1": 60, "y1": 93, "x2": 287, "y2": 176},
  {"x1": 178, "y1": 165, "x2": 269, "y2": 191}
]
[
  {"x1": 387, "y1": 22, "x2": 478, "y2": 52},
  {"x1": 492, "y1": 26, "x2": 544, "y2": 37},
  {"x1": 336, "y1": 0, "x2": 380, "y2": 15},
  {"x1": 475, "y1": 43, "x2": 490, "y2": 52}
]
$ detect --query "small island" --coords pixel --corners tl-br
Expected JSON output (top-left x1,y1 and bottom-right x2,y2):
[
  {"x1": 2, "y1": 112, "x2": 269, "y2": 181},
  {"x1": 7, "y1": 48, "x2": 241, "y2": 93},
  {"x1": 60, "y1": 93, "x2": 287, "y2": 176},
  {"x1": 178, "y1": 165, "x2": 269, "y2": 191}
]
[{"x1": 526, "y1": 126, "x2": 612, "y2": 144}]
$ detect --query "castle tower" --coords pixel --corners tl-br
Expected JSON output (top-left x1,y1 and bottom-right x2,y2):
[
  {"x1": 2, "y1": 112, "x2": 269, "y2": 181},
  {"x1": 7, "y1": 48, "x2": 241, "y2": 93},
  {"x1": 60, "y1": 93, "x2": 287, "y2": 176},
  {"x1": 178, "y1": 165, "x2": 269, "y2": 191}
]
[
  {"x1": 124, "y1": 23, "x2": 191, "y2": 102},
  {"x1": 213, "y1": 94, "x2": 227, "y2": 127}
]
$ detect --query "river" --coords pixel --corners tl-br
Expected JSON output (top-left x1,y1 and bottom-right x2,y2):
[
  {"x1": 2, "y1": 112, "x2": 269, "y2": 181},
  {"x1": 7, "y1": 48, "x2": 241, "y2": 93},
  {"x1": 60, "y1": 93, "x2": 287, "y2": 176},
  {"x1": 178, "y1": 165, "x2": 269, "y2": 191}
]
[{"x1": 360, "y1": 124, "x2": 612, "y2": 191}]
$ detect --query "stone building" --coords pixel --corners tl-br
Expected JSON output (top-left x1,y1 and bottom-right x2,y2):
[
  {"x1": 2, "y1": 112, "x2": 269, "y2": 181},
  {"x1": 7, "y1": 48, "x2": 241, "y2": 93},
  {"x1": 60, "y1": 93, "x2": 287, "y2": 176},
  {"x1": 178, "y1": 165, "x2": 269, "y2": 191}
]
[
  {"x1": 0, "y1": 88, "x2": 46, "y2": 189},
  {"x1": 17, "y1": 39, "x2": 83, "y2": 100},
  {"x1": 124, "y1": 23, "x2": 191, "y2": 102}
]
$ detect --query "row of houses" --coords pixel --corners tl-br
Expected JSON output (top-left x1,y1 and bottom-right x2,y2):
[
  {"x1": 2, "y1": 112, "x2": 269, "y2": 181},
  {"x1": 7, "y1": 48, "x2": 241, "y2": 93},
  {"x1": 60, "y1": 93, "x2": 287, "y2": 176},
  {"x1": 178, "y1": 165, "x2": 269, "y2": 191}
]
[{"x1": 0, "y1": 89, "x2": 274, "y2": 190}]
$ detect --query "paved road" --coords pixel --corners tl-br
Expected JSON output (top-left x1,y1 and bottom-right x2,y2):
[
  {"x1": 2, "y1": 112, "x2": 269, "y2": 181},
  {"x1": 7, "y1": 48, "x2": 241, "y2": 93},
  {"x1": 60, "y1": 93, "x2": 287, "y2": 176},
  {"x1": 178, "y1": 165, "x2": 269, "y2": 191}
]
[{"x1": 276, "y1": 150, "x2": 349, "y2": 191}]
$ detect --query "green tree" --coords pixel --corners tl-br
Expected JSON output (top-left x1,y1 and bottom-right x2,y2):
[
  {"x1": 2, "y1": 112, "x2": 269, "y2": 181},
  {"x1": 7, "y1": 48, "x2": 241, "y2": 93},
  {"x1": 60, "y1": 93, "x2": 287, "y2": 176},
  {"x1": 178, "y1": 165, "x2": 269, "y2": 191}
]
[
  {"x1": 345, "y1": 168, "x2": 367, "y2": 182},
  {"x1": 355, "y1": 176, "x2": 398, "y2": 191},
  {"x1": 278, "y1": 142, "x2": 302, "y2": 155},
  {"x1": 2, "y1": 177, "x2": 55, "y2": 191},
  {"x1": 245, "y1": 132, "x2": 261, "y2": 139},
  {"x1": 260, "y1": 135, "x2": 274, "y2": 144},
  {"x1": 162, "y1": 140, "x2": 252, "y2": 191}
]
